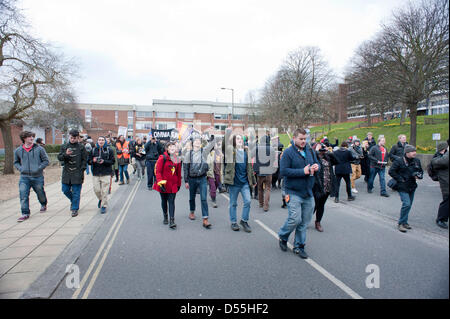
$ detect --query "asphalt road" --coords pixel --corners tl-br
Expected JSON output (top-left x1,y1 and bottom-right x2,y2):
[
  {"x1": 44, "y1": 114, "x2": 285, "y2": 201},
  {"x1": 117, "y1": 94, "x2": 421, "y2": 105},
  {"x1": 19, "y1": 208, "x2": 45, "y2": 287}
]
[{"x1": 51, "y1": 173, "x2": 448, "y2": 299}]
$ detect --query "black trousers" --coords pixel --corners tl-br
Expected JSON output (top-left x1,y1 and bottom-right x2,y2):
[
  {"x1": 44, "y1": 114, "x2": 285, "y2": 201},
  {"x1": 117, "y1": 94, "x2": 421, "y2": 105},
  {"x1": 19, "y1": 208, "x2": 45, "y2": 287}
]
[
  {"x1": 437, "y1": 194, "x2": 449, "y2": 222},
  {"x1": 160, "y1": 193, "x2": 176, "y2": 219},
  {"x1": 336, "y1": 174, "x2": 352, "y2": 199},
  {"x1": 314, "y1": 193, "x2": 330, "y2": 223}
]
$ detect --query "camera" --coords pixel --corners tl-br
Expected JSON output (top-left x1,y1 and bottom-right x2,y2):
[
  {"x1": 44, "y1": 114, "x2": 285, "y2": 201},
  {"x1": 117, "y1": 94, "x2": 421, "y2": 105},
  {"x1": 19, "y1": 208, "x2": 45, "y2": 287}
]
[{"x1": 412, "y1": 171, "x2": 423, "y2": 179}]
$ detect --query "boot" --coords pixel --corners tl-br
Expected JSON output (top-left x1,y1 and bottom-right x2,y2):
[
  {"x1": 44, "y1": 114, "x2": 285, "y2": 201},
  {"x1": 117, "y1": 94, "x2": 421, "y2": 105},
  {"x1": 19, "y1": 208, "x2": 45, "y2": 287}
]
[
  {"x1": 281, "y1": 198, "x2": 287, "y2": 208},
  {"x1": 203, "y1": 218, "x2": 212, "y2": 229},
  {"x1": 163, "y1": 213, "x2": 168, "y2": 225},
  {"x1": 169, "y1": 218, "x2": 176, "y2": 229},
  {"x1": 315, "y1": 221, "x2": 323, "y2": 232},
  {"x1": 212, "y1": 198, "x2": 218, "y2": 208}
]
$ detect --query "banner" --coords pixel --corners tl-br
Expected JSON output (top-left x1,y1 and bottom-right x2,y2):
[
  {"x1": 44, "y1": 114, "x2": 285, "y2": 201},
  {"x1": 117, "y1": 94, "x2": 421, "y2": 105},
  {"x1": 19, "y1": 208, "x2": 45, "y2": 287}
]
[
  {"x1": 150, "y1": 129, "x2": 178, "y2": 141},
  {"x1": 118, "y1": 126, "x2": 128, "y2": 138}
]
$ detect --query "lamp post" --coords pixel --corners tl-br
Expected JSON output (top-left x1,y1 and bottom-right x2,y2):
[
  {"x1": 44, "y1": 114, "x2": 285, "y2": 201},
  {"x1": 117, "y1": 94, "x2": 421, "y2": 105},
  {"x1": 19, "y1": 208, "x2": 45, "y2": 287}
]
[{"x1": 221, "y1": 87, "x2": 234, "y2": 126}]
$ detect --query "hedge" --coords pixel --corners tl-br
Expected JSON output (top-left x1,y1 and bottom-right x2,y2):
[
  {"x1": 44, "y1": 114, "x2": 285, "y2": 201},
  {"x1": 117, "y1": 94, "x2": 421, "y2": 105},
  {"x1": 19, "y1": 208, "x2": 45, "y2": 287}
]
[{"x1": 44, "y1": 144, "x2": 63, "y2": 154}]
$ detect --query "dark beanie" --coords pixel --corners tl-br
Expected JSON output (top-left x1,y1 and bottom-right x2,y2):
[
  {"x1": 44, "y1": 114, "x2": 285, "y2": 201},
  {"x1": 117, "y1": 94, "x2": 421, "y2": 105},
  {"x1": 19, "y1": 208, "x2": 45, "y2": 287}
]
[
  {"x1": 437, "y1": 141, "x2": 448, "y2": 152},
  {"x1": 404, "y1": 145, "x2": 416, "y2": 154}
]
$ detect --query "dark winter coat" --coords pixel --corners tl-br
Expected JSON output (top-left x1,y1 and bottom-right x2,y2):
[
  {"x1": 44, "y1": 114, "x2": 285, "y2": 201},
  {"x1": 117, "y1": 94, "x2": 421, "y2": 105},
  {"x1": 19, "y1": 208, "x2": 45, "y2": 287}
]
[
  {"x1": 361, "y1": 147, "x2": 370, "y2": 176},
  {"x1": 389, "y1": 141, "x2": 408, "y2": 162},
  {"x1": 315, "y1": 151, "x2": 338, "y2": 198},
  {"x1": 388, "y1": 155, "x2": 423, "y2": 193},
  {"x1": 368, "y1": 145, "x2": 390, "y2": 169},
  {"x1": 14, "y1": 144, "x2": 49, "y2": 177},
  {"x1": 364, "y1": 137, "x2": 377, "y2": 150},
  {"x1": 153, "y1": 152, "x2": 182, "y2": 193},
  {"x1": 431, "y1": 151, "x2": 449, "y2": 197},
  {"x1": 144, "y1": 140, "x2": 163, "y2": 161},
  {"x1": 349, "y1": 145, "x2": 364, "y2": 165},
  {"x1": 333, "y1": 147, "x2": 355, "y2": 175},
  {"x1": 87, "y1": 143, "x2": 115, "y2": 176},
  {"x1": 58, "y1": 142, "x2": 88, "y2": 185}
]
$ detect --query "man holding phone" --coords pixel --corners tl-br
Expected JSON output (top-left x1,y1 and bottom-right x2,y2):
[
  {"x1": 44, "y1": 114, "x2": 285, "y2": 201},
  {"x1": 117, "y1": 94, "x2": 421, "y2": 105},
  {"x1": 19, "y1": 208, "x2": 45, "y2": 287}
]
[
  {"x1": 88, "y1": 136, "x2": 115, "y2": 214},
  {"x1": 58, "y1": 129, "x2": 88, "y2": 217},
  {"x1": 368, "y1": 136, "x2": 390, "y2": 197}
]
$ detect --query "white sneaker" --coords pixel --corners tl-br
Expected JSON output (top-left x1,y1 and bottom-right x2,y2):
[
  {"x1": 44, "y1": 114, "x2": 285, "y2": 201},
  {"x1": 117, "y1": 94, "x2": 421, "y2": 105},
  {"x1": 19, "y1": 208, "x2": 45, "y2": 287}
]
[{"x1": 351, "y1": 188, "x2": 358, "y2": 194}]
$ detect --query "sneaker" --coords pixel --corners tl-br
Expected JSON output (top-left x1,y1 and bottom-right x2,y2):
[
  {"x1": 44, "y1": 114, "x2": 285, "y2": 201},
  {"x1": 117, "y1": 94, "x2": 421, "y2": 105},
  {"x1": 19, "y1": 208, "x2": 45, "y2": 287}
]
[
  {"x1": 351, "y1": 188, "x2": 358, "y2": 194},
  {"x1": 100, "y1": 206, "x2": 107, "y2": 214},
  {"x1": 212, "y1": 200, "x2": 218, "y2": 208},
  {"x1": 40, "y1": 205, "x2": 47, "y2": 213},
  {"x1": 381, "y1": 193, "x2": 389, "y2": 197},
  {"x1": 71, "y1": 210, "x2": 78, "y2": 217},
  {"x1": 367, "y1": 188, "x2": 373, "y2": 194},
  {"x1": 189, "y1": 212, "x2": 196, "y2": 220},
  {"x1": 240, "y1": 220, "x2": 252, "y2": 233},
  {"x1": 17, "y1": 215, "x2": 30, "y2": 222},
  {"x1": 436, "y1": 220, "x2": 448, "y2": 229},
  {"x1": 279, "y1": 238, "x2": 287, "y2": 251},
  {"x1": 403, "y1": 223, "x2": 412, "y2": 230},
  {"x1": 231, "y1": 223, "x2": 240, "y2": 231},
  {"x1": 334, "y1": 197, "x2": 339, "y2": 203},
  {"x1": 293, "y1": 246, "x2": 308, "y2": 259},
  {"x1": 202, "y1": 219, "x2": 212, "y2": 229},
  {"x1": 98, "y1": 200, "x2": 102, "y2": 208},
  {"x1": 398, "y1": 224, "x2": 407, "y2": 232},
  {"x1": 119, "y1": 181, "x2": 124, "y2": 185},
  {"x1": 126, "y1": 179, "x2": 130, "y2": 184},
  {"x1": 347, "y1": 196, "x2": 356, "y2": 201}
]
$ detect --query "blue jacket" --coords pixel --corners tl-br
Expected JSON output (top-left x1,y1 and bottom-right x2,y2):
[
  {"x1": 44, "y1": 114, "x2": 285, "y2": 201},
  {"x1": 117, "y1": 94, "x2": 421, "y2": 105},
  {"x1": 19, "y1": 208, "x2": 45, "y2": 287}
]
[{"x1": 280, "y1": 141, "x2": 320, "y2": 198}]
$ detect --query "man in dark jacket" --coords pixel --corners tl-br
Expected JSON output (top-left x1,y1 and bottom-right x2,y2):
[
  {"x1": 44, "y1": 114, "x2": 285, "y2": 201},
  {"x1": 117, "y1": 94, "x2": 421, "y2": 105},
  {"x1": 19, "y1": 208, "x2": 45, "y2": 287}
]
[
  {"x1": 388, "y1": 145, "x2": 423, "y2": 232},
  {"x1": 333, "y1": 142, "x2": 356, "y2": 202},
  {"x1": 278, "y1": 128, "x2": 320, "y2": 259},
  {"x1": 58, "y1": 129, "x2": 88, "y2": 217},
  {"x1": 431, "y1": 141, "x2": 449, "y2": 229},
  {"x1": 368, "y1": 136, "x2": 390, "y2": 197},
  {"x1": 144, "y1": 136, "x2": 163, "y2": 190},
  {"x1": 88, "y1": 136, "x2": 115, "y2": 214},
  {"x1": 389, "y1": 134, "x2": 408, "y2": 162},
  {"x1": 349, "y1": 139, "x2": 364, "y2": 194},
  {"x1": 14, "y1": 131, "x2": 49, "y2": 221},
  {"x1": 364, "y1": 132, "x2": 376, "y2": 150},
  {"x1": 254, "y1": 135, "x2": 277, "y2": 211}
]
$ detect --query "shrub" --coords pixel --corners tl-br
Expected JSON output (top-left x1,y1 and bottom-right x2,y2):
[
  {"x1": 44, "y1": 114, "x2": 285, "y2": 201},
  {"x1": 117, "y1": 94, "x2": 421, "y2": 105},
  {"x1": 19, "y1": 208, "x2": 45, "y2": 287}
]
[{"x1": 44, "y1": 144, "x2": 62, "y2": 154}]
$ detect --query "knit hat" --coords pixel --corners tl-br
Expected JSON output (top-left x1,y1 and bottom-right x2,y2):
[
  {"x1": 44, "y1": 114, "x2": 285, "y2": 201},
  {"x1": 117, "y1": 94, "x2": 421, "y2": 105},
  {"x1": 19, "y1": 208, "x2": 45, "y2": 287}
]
[
  {"x1": 437, "y1": 141, "x2": 448, "y2": 152},
  {"x1": 404, "y1": 145, "x2": 416, "y2": 154}
]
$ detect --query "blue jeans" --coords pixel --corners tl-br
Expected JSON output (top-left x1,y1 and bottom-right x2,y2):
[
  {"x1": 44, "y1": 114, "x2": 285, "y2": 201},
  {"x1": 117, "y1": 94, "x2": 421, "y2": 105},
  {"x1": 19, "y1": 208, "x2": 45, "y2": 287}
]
[
  {"x1": 368, "y1": 167, "x2": 387, "y2": 194},
  {"x1": 189, "y1": 177, "x2": 209, "y2": 218},
  {"x1": 119, "y1": 164, "x2": 129, "y2": 182},
  {"x1": 146, "y1": 160, "x2": 156, "y2": 187},
  {"x1": 228, "y1": 183, "x2": 251, "y2": 223},
  {"x1": 278, "y1": 194, "x2": 315, "y2": 248},
  {"x1": 19, "y1": 175, "x2": 47, "y2": 216},
  {"x1": 62, "y1": 183, "x2": 82, "y2": 211},
  {"x1": 398, "y1": 190, "x2": 415, "y2": 225}
]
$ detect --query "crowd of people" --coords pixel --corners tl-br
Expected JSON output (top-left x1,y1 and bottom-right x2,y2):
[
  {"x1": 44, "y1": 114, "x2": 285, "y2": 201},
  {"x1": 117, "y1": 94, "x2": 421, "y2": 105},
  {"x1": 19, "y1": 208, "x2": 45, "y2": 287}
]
[{"x1": 13, "y1": 127, "x2": 449, "y2": 259}]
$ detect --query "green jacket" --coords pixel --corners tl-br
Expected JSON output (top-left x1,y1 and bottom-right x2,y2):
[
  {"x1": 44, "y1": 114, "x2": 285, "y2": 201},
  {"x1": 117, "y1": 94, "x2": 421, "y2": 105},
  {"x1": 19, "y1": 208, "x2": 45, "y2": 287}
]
[
  {"x1": 109, "y1": 145, "x2": 119, "y2": 171},
  {"x1": 57, "y1": 142, "x2": 88, "y2": 185},
  {"x1": 223, "y1": 147, "x2": 256, "y2": 186}
]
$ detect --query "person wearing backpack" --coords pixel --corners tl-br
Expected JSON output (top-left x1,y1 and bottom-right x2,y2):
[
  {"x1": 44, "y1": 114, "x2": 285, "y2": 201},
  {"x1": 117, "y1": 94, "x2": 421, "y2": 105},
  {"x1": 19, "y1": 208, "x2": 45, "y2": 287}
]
[
  {"x1": 431, "y1": 141, "x2": 449, "y2": 229},
  {"x1": 388, "y1": 145, "x2": 423, "y2": 232},
  {"x1": 154, "y1": 142, "x2": 182, "y2": 229}
]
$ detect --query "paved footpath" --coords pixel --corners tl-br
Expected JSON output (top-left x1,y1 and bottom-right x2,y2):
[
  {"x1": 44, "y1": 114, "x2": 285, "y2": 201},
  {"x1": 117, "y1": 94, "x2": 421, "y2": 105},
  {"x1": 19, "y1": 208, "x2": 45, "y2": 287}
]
[{"x1": 0, "y1": 170, "x2": 123, "y2": 299}]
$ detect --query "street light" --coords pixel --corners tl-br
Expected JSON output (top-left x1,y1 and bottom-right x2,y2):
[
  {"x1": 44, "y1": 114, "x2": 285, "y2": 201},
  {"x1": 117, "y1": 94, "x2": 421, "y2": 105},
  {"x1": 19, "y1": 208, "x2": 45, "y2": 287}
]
[{"x1": 221, "y1": 87, "x2": 234, "y2": 125}]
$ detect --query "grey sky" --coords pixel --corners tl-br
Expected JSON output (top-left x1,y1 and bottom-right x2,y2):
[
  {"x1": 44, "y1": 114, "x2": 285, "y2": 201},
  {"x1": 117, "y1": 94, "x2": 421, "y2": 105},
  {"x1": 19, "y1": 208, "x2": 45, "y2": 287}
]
[{"x1": 20, "y1": 0, "x2": 407, "y2": 105}]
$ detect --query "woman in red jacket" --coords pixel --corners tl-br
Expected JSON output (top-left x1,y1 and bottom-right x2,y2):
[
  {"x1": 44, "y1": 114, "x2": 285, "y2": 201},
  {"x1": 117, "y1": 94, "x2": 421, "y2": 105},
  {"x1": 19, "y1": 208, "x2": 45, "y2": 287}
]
[{"x1": 153, "y1": 142, "x2": 182, "y2": 229}]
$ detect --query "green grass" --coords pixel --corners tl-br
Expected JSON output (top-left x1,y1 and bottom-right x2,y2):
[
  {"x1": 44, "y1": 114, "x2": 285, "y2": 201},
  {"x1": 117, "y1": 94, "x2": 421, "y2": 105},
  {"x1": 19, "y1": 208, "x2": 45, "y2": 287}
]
[
  {"x1": 278, "y1": 114, "x2": 449, "y2": 154},
  {"x1": 309, "y1": 120, "x2": 365, "y2": 134}
]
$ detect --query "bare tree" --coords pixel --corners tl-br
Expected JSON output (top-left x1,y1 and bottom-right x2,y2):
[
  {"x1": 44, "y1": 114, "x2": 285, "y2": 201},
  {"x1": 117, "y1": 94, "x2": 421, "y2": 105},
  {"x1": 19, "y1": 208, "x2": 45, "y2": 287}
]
[{"x1": 0, "y1": 0, "x2": 77, "y2": 173}]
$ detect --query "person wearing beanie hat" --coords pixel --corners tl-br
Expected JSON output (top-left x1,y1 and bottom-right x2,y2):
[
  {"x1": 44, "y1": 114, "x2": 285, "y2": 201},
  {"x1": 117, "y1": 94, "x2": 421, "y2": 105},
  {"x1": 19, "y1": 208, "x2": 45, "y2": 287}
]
[
  {"x1": 349, "y1": 139, "x2": 364, "y2": 193},
  {"x1": 389, "y1": 144, "x2": 423, "y2": 232},
  {"x1": 431, "y1": 141, "x2": 449, "y2": 229}
]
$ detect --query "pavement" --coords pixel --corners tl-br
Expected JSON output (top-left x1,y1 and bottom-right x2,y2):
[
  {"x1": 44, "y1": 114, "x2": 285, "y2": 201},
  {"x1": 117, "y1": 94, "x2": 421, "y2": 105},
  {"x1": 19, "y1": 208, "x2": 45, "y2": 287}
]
[
  {"x1": 0, "y1": 167, "x2": 448, "y2": 299},
  {"x1": 0, "y1": 169, "x2": 123, "y2": 299}
]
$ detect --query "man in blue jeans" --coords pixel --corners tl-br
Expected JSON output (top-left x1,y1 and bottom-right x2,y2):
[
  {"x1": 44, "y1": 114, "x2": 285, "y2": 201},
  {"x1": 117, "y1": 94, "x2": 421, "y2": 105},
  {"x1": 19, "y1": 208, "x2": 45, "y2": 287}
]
[
  {"x1": 368, "y1": 136, "x2": 390, "y2": 197},
  {"x1": 14, "y1": 131, "x2": 49, "y2": 222},
  {"x1": 58, "y1": 129, "x2": 88, "y2": 217},
  {"x1": 223, "y1": 130, "x2": 256, "y2": 232},
  {"x1": 184, "y1": 137, "x2": 214, "y2": 228},
  {"x1": 278, "y1": 128, "x2": 319, "y2": 259}
]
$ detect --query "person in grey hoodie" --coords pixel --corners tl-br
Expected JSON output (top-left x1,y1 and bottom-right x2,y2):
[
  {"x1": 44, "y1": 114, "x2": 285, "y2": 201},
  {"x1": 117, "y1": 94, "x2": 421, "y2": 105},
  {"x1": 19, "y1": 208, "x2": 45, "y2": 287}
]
[
  {"x1": 14, "y1": 131, "x2": 49, "y2": 222},
  {"x1": 349, "y1": 139, "x2": 364, "y2": 194}
]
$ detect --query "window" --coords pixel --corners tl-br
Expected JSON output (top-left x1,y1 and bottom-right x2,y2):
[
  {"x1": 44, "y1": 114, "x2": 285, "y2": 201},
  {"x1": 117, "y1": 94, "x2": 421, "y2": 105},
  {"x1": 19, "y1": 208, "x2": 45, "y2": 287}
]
[
  {"x1": 85, "y1": 109, "x2": 91, "y2": 123},
  {"x1": 155, "y1": 112, "x2": 176, "y2": 118},
  {"x1": 136, "y1": 111, "x2": 153, "y2": 118},
  {"x1": 115, "y1": 111, "x2": 118, "y2": 125},
  {"x1": 178, "y1": 112, "x2": 194, "y2": 119},
  {"x1": 214, "y1": 113, "x2": 228, "y2": 120},
  {"x1": 214, "y1": 125, "x2": 227, "y2": 131},
  {"x1": 232, "y1": 114, "x2": 243, "y2": 120},
  {"x1": 135, "y1": 122, "x2": 153, "y2": 130},
  {"x1": 127, "y1": 124, "x2": 133, "y2": 130},
  {"x1": 156, "y1": 122, "x2": 176, "y2": 130}
]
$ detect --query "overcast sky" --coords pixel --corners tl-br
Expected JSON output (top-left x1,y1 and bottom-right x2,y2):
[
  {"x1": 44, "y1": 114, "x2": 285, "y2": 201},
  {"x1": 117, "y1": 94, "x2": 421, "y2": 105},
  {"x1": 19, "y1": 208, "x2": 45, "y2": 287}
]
[{"x1": 20, "y1": 0, "x2": 407, "y2": 105}]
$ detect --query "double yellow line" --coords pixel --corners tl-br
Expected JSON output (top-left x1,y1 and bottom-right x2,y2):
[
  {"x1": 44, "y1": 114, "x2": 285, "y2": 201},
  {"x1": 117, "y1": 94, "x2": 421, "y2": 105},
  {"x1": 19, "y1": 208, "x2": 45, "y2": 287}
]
[{"x1": 72, "y1": 179, "x2": 141, "y2": 299}]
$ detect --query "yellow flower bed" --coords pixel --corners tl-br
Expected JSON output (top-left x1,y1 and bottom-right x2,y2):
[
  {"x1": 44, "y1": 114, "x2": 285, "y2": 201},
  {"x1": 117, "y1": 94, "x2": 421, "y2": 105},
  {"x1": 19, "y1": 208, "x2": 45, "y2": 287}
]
[{"x1": 416, "y1": 145, "x2": 434, "y2": 152}]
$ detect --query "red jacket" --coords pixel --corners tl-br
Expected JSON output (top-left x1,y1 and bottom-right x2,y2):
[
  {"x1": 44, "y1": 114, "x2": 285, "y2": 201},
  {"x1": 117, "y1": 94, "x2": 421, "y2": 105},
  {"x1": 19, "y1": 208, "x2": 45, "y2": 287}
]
[{"x1": 153, "y1": 152, "x2": 182, "y2": 193}]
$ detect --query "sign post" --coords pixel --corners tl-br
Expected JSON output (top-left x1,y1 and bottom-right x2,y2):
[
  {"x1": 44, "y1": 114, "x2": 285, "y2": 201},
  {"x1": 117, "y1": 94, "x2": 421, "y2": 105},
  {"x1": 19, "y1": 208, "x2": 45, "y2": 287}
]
[{"x1": 432, "y1": 133, "x2": 441, "y2": 151}]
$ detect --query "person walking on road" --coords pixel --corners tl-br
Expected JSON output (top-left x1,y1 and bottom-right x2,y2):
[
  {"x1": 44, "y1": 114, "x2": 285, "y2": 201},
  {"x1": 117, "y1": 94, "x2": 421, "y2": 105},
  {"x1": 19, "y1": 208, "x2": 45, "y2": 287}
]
[
  {"x1": 145, "y1": 136, "x2": 163, "y2": 190},
  {"x1": 223, "y1": 131, "x2": 256, "y2": 232},
  {"x1": 88, "y1": 136, "x2": 115, "y2": 214},
  {"x1": 254, "y1": 135, "x2": 277, "y2": 212},
  {"x1": 313, "y1": 143, "x2": 338, "y2": 232},
  {"x1": 333, "y1": 141, "x2": 356, "y2": 202},
  {"x1": 58, "y1": 129, "x2": 88, "y2": 217},
  {"x1": 361, "y1": 140, "x2": 371, "y2": 183},
  {"x1": 207, "y1": 140, "x2": 223, "y2": 208},
  {"x1": 389, "y1": 134, "x2": 409, "y2": 162},
  {"x1": 154, "y1": 142, "x2": 182, "y2": 229},
  {"x1": 388, "y1": 145, "x2": 423, "y2": 232},
  {"x1": 349, "y1": 139, "x2": 364, "y2": 194},
  {"x1": 431, "y1": 141, "x2": 449, "y2": 229},
  {"x1": 368, "y1": 136, "x2": 390, "y2": 197},
  {"x1": 184, "y1": 137, "x2": 213, "y2": 229},
  {"x1": 107, "y1": 137, "x2": 119, "y2": 183},
  {"x1": 133, "y1": 137, "x2": 146, "y2": 181},
  {"x1": 278, "y1": 128, "x2": 320, "y2": 259},
  {"x1": 14, "y1": 131, "x2": 49, "y2": 222},
  {"x1": 116, "y1": 135, "x2": 131, "y2": 185}
]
